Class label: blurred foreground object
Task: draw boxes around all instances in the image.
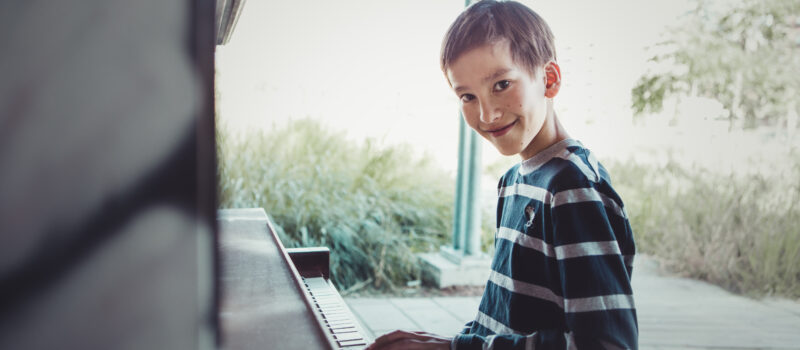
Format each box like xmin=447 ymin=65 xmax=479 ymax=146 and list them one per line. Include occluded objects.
xmin=216 ymin=0 xmax=247 ymax=45
xmin=0 ymin=0 xmax=218 ymax=349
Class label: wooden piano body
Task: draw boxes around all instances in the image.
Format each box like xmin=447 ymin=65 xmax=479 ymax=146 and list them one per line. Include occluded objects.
xmin=218 ymin=208 xmax=369 ymax=350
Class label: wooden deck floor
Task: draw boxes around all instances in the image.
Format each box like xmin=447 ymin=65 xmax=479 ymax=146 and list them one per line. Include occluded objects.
xmin=345 ymin=255 xmax=800 ymax=349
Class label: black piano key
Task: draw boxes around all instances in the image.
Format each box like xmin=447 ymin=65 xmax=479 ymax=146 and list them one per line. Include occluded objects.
xmin=315 ymin=296 xmax=340 ymax=303
xmin=311 ymin=292 xmax=336 ymax=298
xmin=320 ymin=307 xmax=345 ymax=314
xmin=325 ymin=320 xmax=352 ymax=327
xmin=320 ymin=306 xmax=342 ymax=312
xmin=312 ymin=293 xmax=336 ymax=298
xmin=323 ymin=317 xmax=351 ymax=324
xmin=321 ymin=310 xmax=347 ymax=317
xmin=305 ymin=281 xmax=330 ymax=290
xmin=313 ymin=294 xmax=338 ymax=300
xmin=328 ymin=324 xmax=354 ymax=331
xmin=316 ymin=301 xmax=341 ymax=308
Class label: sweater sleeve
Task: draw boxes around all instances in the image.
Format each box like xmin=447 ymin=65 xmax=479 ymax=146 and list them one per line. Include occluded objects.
xmin=452 ymin=330 xmax=566 ymax=349
xmin=549 ymin=185 xmax=638 ymax=349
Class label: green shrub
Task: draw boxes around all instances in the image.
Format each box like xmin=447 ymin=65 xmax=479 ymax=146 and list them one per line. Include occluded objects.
xmin=218 ymin=118 xmax=800 ymax=298
xmin=609 ymin=157 xmax=800 ymax=298
xmin=217 ymin=119 xmax=454 ymax=292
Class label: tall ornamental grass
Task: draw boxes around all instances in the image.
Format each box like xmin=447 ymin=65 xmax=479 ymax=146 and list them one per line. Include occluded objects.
xmin=609 ymin=157 xmax=800 ymax=298
xmin=218 ymin=118 xmax=799 ymax=298
xmin=217 ymin=119 xmax=454 ymax=292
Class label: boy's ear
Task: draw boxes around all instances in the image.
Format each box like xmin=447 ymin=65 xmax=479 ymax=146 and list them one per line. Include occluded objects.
xmin=543 ymin=61 xmax=561 ymax=98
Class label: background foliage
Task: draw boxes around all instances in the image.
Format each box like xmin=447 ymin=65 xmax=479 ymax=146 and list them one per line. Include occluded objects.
xmin=218 ymin=119 xmax=800 ymax=298
xmin=628 ymin=0 xmax=800 ymax=298
xmin=609 ymin=157 xmax=800 ymax=298
xmin=631 ymin=0 xmax=800 ymax=129
xmin=218 ymin=119 xmax=455 ymax=292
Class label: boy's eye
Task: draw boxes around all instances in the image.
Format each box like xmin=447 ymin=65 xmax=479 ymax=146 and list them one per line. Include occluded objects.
xmin=460 ymin=94 xmax=475 ymax=103
xmin=493 ymin=80 xmax=510 ymax=91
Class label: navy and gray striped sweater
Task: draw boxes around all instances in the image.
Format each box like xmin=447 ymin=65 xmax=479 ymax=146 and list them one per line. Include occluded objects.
xmin=453 ymin=139 xmax=638 ymax=350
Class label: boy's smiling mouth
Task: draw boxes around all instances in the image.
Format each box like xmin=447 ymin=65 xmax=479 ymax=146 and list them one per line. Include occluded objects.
xmin=485 ymin=119 xmax=517 ymax=137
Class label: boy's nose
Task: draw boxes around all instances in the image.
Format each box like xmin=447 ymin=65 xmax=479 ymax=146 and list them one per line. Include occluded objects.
xmin=480 ymin=102 xmax=502 ymax=124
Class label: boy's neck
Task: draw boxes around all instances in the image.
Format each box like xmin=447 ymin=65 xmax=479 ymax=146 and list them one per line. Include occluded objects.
xmin=519 ymin=106 xmax=570 ymax=161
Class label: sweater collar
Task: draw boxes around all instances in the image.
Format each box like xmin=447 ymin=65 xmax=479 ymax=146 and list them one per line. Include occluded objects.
xmin=518 ymin=138 xmax=582 ymax=175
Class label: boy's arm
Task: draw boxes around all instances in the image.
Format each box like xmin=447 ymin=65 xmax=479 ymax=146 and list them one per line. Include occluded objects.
xmin=452 ymin=329 xmax=567 ymax=349
xmin=550 ymin=194 xmax=638 ymax=349
xmin=453 ymin=188 xmax=638 ymax=350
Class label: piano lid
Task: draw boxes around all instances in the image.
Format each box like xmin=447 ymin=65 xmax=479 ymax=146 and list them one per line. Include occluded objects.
xmin=218 ymin=208 xmax=332 ymax=349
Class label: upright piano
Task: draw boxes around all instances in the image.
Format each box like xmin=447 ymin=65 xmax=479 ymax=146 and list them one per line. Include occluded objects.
xmin=218 ymin=208 xmax=370 ymax=350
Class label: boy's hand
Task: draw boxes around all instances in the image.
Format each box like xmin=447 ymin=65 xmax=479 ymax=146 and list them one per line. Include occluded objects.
xmin=366 ymin=330 xmax=452 ymax=350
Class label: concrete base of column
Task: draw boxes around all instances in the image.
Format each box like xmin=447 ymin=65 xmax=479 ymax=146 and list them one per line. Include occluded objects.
xmin=418 ymin=247 xmax=492 ymax=288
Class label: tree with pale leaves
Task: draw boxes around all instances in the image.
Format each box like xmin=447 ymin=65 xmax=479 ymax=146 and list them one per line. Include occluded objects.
xmin=632 ymin=0 xmax=800 ymax=130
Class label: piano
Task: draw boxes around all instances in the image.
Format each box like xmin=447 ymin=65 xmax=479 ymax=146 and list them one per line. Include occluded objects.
xmin=218 ymin=208 xmax=370 ymax=350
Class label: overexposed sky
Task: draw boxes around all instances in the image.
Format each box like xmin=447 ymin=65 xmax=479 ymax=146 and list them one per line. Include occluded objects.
xmin=216 ymin=0 xmax=734 ymax=173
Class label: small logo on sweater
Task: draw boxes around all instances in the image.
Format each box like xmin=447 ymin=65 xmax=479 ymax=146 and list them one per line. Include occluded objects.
xmin=524 ymin=205 xmax=535 ymax=228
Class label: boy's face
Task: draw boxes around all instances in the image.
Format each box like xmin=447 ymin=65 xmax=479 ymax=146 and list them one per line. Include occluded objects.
xmin=446 ymin=40 xmax=553 ymax=159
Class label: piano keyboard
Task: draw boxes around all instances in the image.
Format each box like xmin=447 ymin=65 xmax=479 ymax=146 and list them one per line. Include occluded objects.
xmin=303 ymin=277 xmax=368 ymax=349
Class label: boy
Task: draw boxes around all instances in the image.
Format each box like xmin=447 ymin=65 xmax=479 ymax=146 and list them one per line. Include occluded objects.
xmin=367 ymin=1 xmax=637 ymax=349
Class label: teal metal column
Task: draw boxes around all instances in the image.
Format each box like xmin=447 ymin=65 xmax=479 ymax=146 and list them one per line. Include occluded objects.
xmin=452 ymin=117 xmax=467 ymax=251
xmin=463 ymin=120 xmax=482 ymax=255
xmin=452 ymin=114 xmax=482 ymax=257
xmin=450 ymin=0 xmax=482 ymax=258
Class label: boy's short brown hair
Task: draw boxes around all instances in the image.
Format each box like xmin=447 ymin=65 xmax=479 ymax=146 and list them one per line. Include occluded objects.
xmin=440 ymin=0 xmax=556 ymax=77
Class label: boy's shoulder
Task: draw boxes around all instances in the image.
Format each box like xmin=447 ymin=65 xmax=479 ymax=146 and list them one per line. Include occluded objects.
xmin=500 ymin=139 xmax=608 ymax=192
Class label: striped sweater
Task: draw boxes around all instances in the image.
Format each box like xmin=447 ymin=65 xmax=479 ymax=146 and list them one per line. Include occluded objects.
xmin=452 ymin=139 xmax=638 ymax=350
